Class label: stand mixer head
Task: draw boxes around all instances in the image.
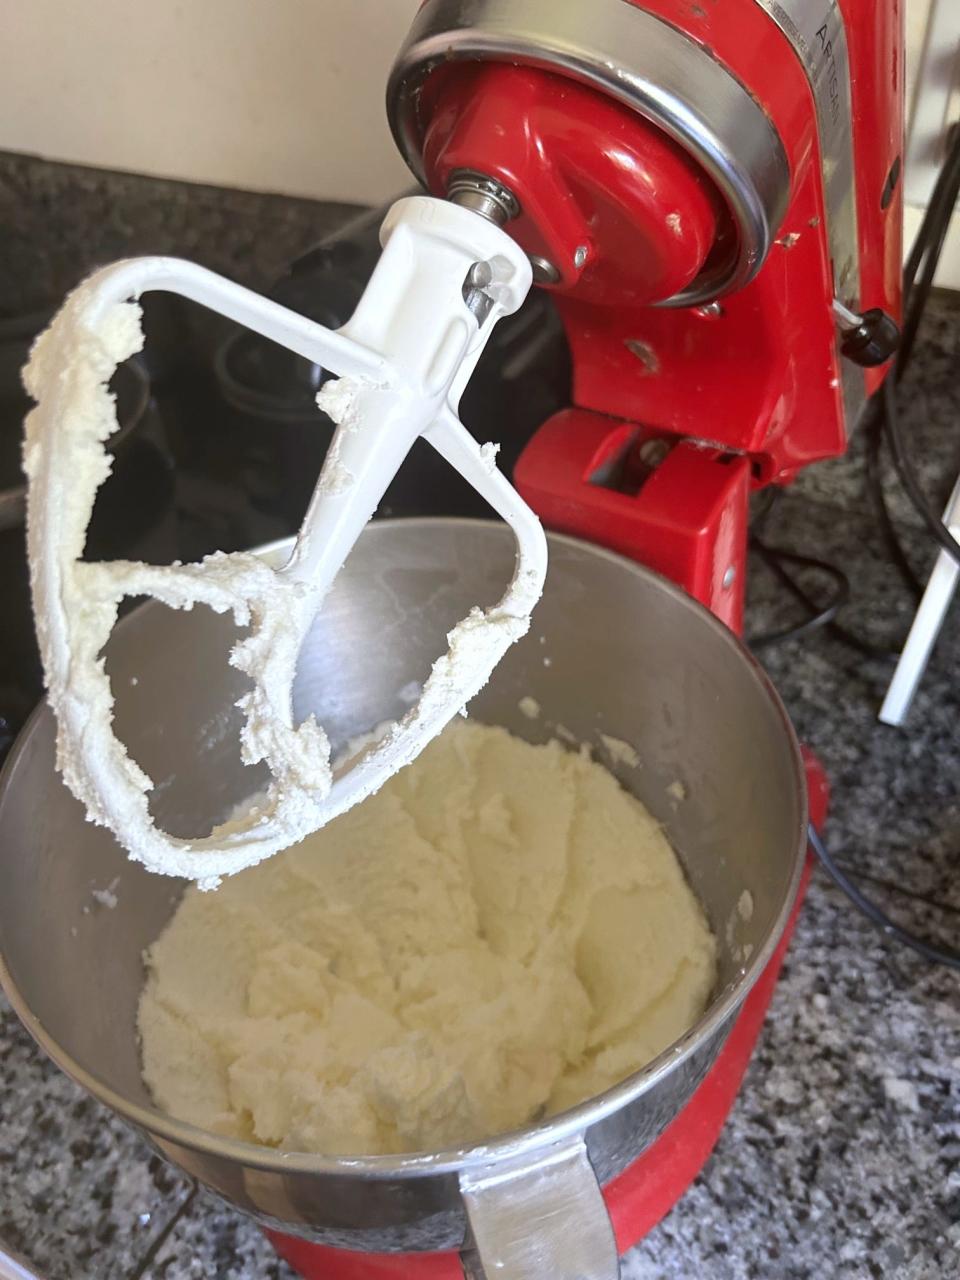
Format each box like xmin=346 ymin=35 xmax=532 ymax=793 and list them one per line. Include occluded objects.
xmin=389 ymin=0 xmax=903 ymax=629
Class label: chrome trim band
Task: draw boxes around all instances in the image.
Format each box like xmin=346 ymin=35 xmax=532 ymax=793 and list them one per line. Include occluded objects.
xmin=387 ymin=0 xmax=791 ymax=306
xmin=750 ymin=0 xmax=866 ymax=430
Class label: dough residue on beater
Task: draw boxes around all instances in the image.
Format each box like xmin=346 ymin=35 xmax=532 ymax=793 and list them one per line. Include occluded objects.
xmin=479 ymin=441 xmax=500 ymax=473
xmin=22 ymin=288 xmax=545 ymax=886
xmin=139 ymin=719 xmax=717 ymax=1155
xmin=315 ymin=378 xmax=360 ymax=494
xmin=21 ymin=282 xmax=338 ymax=885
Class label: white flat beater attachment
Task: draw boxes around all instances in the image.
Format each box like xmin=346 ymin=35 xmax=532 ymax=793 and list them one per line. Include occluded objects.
xmin=23 ymin=196 xmax=546 ymax=885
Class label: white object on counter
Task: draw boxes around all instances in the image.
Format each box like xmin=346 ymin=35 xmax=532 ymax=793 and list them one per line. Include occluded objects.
xmin=879 ymin=472 xmax=960 ymax=726
xmin=0 ymin=1240 xmax=41 ymax=1280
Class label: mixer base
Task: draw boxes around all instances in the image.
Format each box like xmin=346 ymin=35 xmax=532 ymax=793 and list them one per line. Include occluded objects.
xmin=265 ymin=752 xmax=826 ymax=1278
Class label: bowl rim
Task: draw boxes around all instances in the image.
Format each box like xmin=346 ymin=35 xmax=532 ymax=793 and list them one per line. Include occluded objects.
xmin=0 ymin=517 xmax=808 ymax=1181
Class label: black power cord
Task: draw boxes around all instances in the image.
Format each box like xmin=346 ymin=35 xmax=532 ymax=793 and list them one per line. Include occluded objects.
xmin=747 ymin=503 xmax=907 ymax=659
xmin=808 ymin=825 xmax=960 ymax=971
xmin=882 ymin=372 xmax=960 ymax=565
xmin=130 ymin=1179 xmax=199 ymax=1279
xmin=847 ymin=123 xmax=960 ymax=610
xmin=863 ymin=408 xmax=923 ymax=601
xmin=880 ymin=125 xmax=960 ymax=571
xmin=751 ymin=125 xmax=960 ymax=655
xmin=749 ymin=537 xmax=850 ymax=650
xmin=752 ymin=128 xmax=960 ymax=968
xmin=900 ymin=124 xmax=960 ymax=366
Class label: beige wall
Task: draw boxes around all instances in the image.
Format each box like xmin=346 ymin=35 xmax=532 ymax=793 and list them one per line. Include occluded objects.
xmin=0 ymin=0 xmax=418 ymax=203
xmin=906 ymin=0 xmax=933 ymax=107
xmin=0 ymin=0 xmax=955 ymax=281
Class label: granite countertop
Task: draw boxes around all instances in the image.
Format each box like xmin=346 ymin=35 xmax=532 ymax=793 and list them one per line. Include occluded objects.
xmin=0 ymin=152 xmax=958 ymax=1280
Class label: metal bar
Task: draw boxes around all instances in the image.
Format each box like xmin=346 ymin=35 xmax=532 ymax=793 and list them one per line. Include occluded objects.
xmin=0 ymin=1241 xmax=43 ymax=1280
xmin=879 ymin=470 xmax=960 ymax=725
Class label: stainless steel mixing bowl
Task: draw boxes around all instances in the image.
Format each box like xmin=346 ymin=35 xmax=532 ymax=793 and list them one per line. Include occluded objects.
xmin=0 ymin=520 xmax=806 ymax=1279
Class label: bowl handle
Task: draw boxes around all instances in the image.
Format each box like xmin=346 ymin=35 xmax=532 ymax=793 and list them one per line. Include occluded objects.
xmin=459 ymin=1137 xmax=619 ymax=1279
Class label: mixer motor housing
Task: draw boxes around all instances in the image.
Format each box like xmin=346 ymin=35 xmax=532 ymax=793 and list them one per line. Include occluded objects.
xmin=388 ymin=0 xmax=904 ymax=631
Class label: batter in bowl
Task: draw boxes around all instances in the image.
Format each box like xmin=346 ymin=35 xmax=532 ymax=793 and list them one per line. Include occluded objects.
xmin=138 ymin=720 xmax=716 ymax=1155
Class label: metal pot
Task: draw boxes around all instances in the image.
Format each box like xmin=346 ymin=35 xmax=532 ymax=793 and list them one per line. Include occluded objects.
xmin=0 ymin=520 xmax=806 ymax=1279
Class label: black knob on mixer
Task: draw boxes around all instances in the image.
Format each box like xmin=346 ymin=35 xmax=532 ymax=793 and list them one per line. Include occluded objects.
xmin=839 ymin=307 xmax=901 ymax=368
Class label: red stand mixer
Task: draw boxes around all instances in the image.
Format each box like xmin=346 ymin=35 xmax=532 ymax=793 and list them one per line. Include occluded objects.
xmin=268 ymin=0 xmax=902 ymax=1274
xmin=0 ymin=2 xmax=905 ymax=1278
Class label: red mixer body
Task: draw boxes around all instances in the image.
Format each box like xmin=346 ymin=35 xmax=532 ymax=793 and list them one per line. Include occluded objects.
xmin=415 ymin=0 xmax=904 ymax=630
xmin=270 ymin=0 xmax=901 ymax=1273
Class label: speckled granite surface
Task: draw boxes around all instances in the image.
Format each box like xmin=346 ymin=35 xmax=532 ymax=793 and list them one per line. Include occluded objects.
xmin=0 ymin=152 xmax=361 ymax=311
xmin=0 ymin=152 xmax=958 ymax=1279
